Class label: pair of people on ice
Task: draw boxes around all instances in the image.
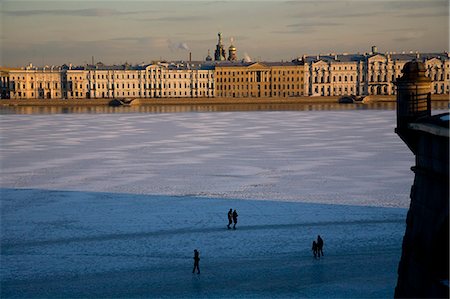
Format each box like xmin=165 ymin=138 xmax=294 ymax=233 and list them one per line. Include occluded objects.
xmin=227 ymin=209 xmax=238 ymax=229
xmin=312 ymin=235 xmax=324 ymax=258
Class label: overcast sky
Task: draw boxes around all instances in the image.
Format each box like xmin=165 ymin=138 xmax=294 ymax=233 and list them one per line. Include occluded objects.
xmin=1 ymin=0 xmax=448 ymax=66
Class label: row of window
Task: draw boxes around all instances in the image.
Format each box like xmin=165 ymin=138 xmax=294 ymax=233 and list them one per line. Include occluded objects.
xmin=12 ymin=91 xmax=59 ymax=98
xmin=15 ymin=82 xmax=58 ymax=89
xmin=216 ymin=70 xmax=302 ymax=76
xmin=313 ymin=63 xmax=445 ymax=72
xmin=71 ymin=82 xmax=215 ymax=90
xmin=68 ymin=90 xmax=214 ymax=98
xmin=11 ymin=76 xmax=59 ymax=81
xmin=218 ymin=76 xmax=303 ymax=83
xmin=220 ymin=84 xmax=302 ymax=91
xmin=217 ymin=91 xmax=304 ymax=97
xmin=314 ymin=66 xmax=355 ymax=71
xmin=314 ymin=86 xmax=356 ymax=94
xmin=312 ymin=83 xmax=449 ymax=95
xmin=71 ymin=72 xmax=214 ymax=80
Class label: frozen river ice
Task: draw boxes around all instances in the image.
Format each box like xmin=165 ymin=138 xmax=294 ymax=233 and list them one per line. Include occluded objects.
xmin=1 ymin=110 xmax=415 ymax=207
xmin=0 ymin=109 xmax=428 ymax=298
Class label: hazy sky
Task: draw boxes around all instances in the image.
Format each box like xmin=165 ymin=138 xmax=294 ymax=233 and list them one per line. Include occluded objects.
xmin=1 ymin=0 xmax=448 ymax=66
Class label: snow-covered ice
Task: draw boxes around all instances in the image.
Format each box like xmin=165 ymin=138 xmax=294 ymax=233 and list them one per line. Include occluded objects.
xmin=0 ymin=109 xmax=426 ymax=298
xmin=1 ymin=110 xmax=414 ymax=207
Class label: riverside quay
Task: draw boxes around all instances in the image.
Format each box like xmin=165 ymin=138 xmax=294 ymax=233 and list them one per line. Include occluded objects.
xmin=1 ymin=48 xmax=449 ymax=100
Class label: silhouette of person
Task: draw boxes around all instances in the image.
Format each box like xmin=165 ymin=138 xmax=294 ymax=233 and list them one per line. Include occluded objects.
xmin=312 ymin=240 xmax=318 ymax=258
xmin=232 ymin=209 xmax=238 ymax=229
xmin=227 ymin=208 xmax=233 ymax=229
xmin=317 ymin=235 xmax=324 ymax=257
xmin=192 ymin=249 xmax=200 ymax=274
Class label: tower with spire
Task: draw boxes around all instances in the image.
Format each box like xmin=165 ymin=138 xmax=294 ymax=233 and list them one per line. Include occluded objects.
xmin=214 ymin=32 xmax=226 ymax=61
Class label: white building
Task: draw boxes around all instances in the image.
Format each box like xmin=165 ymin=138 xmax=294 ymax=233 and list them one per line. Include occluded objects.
xmin=303 ymin=50 xmax=449 ymax=96
xmin=64 ymin=62 xmax=214 ymax=99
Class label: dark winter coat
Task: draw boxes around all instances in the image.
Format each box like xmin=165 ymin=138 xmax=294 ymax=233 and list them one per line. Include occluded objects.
xmin=228 ymin=210 xmax=233 ymax=222
xmin=317 ymin=236 xmax=323 ymax=249
xmin=312 ymin=241 xmax=318 ymax=251
xmin=193 ymin=251 xmax=200 ymax=262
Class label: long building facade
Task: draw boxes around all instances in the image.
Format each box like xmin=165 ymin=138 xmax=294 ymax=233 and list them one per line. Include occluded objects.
xmin=302 ymin=50 xmax=449 ymax=97
xmin=5 ymin=62 xmax=215 ymax=100
xmin=1 ymin=49 xmax=448 ymax=100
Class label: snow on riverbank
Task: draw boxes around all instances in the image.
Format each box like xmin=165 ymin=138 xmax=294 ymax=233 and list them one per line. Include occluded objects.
xmin=0 ymin=110 xmax=415 ymax=297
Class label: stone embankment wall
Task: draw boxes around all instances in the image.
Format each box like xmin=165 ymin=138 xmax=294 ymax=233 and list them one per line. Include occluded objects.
xmin=394 ymin=61 xmax=449 ymax=298
xmin=0 ymin=94 xmax=448 ymax=107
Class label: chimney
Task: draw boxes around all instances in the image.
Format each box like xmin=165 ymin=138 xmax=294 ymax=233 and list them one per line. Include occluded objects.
xmin=189 ymin=52 xmax=192 ymax=62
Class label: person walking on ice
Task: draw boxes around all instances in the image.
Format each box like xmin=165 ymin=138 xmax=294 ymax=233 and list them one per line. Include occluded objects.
xmin=317 ymin=235 xmax=324 ymax=257
xmin=232 ymin=209 xmax=238 ymax=229
xmin=192 ymin=249 xmax=200 ymax=274
xmin=227 ymin=208 xmax=233 ymax=229
xmin=312 ymin=240 xmax=318 ymax=258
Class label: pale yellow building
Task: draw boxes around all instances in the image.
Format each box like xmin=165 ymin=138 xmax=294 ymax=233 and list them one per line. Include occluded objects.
xmin=9 ymin=65 xmax=62 ymax=99
xmin=215 ymin=62 xmax=304 ymax=98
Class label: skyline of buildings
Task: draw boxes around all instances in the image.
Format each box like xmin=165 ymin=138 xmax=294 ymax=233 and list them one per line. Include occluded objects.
xmin=1 ymin=45 xmax=448 ymax=100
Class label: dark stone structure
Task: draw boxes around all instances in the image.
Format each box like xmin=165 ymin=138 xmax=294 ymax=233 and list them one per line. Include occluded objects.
xmin=394 ymin=61 xmax=449 ymax=298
